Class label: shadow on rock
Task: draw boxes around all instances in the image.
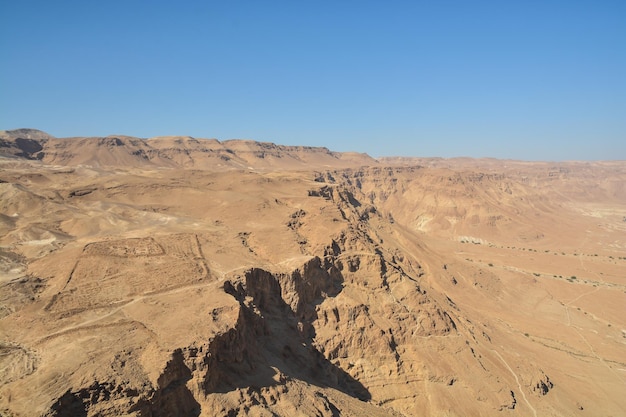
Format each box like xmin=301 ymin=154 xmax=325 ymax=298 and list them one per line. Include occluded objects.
xmin=216 ymin=257 xmax=371 ymax=401
xmin=46 ymin=350 xmax=201 ymax=417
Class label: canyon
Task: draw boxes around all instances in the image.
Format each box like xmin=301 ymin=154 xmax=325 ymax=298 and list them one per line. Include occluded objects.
xmin=1 ymin=129 xmax=625 ymax=416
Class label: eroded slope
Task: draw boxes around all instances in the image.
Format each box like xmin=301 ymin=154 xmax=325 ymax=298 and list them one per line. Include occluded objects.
xmin=1 ymin=153 xmax=625 ymax=417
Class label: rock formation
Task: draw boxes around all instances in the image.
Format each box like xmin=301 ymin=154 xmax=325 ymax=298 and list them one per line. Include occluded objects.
xmin=1 ymin=130 xmax=625 ymax=416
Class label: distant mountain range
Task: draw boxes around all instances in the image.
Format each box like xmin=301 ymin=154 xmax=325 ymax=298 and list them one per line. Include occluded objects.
xmin=0 ymin=128 xmax=375 ymax=170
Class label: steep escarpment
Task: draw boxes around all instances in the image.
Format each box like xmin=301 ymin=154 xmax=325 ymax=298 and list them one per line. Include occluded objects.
xmin=300 ymin=177 xmax=530 ymax=415
xmin=321 ymin=164 xmax=626 ymax=250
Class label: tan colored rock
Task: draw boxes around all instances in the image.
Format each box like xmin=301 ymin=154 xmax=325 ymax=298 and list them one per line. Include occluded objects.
xmin=0 ymin=132 xmax=625 ymax=416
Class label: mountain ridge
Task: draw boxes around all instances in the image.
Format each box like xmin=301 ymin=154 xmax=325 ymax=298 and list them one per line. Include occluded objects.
xmin=0 ymin=128 xmax=376 ymax=170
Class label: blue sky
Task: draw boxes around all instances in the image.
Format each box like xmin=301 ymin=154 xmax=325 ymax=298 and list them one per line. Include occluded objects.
xmin=1 ymin=1 xmax=625 ymax=160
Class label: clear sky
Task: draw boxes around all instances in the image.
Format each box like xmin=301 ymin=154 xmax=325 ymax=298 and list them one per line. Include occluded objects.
xmin=1 ymin=1 xmax=625 ymax=160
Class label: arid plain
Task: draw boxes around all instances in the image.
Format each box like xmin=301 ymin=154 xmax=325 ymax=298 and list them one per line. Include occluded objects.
xmin=1 ymin=129 xmax=625 ymax=417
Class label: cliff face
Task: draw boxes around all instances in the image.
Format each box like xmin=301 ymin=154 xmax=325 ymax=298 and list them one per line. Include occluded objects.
xmin=1 ymin=134 xmax=625 ymax=416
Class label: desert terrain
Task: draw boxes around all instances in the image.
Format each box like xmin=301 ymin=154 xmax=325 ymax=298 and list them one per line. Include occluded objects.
xmin=1 ymin=129 xmax=625 ymax=417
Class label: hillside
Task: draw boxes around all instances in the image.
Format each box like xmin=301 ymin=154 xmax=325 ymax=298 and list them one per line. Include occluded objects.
xmin=0 ymin=129 xmax=375 ymax=170
xmin=1 ymin=130 xmax=625 ymax=417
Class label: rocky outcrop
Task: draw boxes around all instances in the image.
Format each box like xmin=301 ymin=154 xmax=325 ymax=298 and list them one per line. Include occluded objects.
xmin=45 ymin=353 xmax=200 ymax=417
xmin=0 ymin=129 xmax=53 ymax=160
xmin=41 ymin=255 xmax=372 ymax=416
xmin=531 ymin=371 xmax=554 ymax=396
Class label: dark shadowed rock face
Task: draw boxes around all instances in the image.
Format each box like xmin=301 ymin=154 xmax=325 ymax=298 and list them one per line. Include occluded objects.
xmin=0 ymin=128 xmax=55 ymax=140
xmin=0 ymin=129 xmax=53 ymax=160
